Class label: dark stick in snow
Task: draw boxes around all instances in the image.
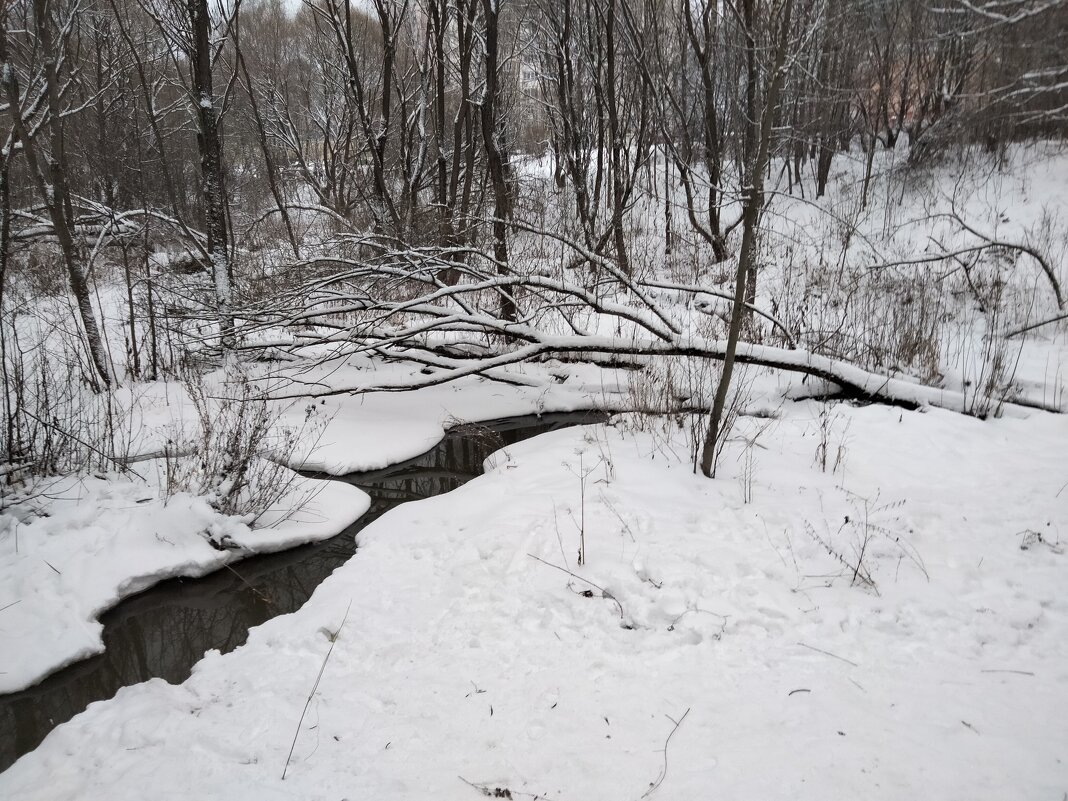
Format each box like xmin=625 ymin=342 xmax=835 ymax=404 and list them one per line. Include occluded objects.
xmin=642 ymin=707 xmax=691 ymax=798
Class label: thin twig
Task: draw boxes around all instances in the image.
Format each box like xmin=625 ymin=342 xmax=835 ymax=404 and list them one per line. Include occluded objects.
xmin=17 ymin=407 xmax=146 ymax=480
xmin=222 ymin=562 xmax=274 ymax=607
xmin=980 ymin=669 xmax=1034 ymax=676
xmin=598 ymin=491 xmax=637 ymax=543
xmin=666 ymin=608 xmax=728 ymax=637
xmin=1004 ymin=311 xmax=1068 ymax=338
xmin=642 ymin=707 xmax=691 ymax=798
xmin=458 ymin=775 xmax=543 ymax=799
xmin=282 ymin=601 xmax=352 ymax=780
xmin=797 ymin=642 xmax=859 ymax=667
xmin=527 ymin=553 xmax=624 ymax=619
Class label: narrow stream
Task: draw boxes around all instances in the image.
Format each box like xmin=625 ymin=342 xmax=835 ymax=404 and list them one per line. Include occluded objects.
xmin=0 ymin=412 xmax=604 ymax=772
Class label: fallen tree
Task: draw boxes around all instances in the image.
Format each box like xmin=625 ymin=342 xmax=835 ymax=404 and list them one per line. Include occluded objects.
xmin=239 ymin=240 xmax=1061 ymax=418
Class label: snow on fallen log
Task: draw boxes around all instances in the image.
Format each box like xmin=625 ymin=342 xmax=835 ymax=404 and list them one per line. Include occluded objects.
xmin=265 ymin=333 xmax=1062 ymax=417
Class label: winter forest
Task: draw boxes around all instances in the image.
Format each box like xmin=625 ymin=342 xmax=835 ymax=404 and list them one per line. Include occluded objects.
xmin=0 ymin=0 xmax=1066 ymax=795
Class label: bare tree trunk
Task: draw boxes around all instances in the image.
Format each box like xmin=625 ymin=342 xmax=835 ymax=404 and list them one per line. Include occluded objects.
xmin=605 ymin=0 xmax=630 ymax=275
xmin=684 ymin=0 xmax=728 ymax=261
xmin=0 ymin=130 xmax=16 ymax=462
xmin=2 ymin=3 xmax=112 ymax=388
xmin=815 ymin=139 xmax=834 ymax=197
xmin=479 ymin=0 xmax=516 ymax=322
xmin=544 ymin=0 xmax=597 ymax=251
xmin=700 ymin=0 xmax=793 ymax=478
xmin=450 ymin=0 xmax=478 ymax=241
xmin=189 ymin=0 xmax=235 ymax=352
xmin=861 ymin=130 xmax=876 ymax=208
xmin=430 ymin=0 xmax=449 ymax=253
xmin=663 ymin=149 xmax=672 ymax=255
xmin=327 ymin=0 xmax=403 ymax=234
xmin=108 ymin=0 xmax=203 ymax=252
xmin=120 ymin=243 xmax=140 ymax=378
xmin=236 ymin=46 xmax=300 ymax=260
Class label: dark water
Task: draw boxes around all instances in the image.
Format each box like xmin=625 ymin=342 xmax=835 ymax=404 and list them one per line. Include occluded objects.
xmin=0 ymin=412 xmax=603 ymax=772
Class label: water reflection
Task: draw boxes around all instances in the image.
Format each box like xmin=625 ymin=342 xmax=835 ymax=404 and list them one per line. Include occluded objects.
xmin=0 ymin=412 xmax=603 ymax=772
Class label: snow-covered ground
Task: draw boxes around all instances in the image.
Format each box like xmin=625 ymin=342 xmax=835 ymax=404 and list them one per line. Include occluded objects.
xmin=0 ymin=359 xmax=631 ymax=693
xmin=266 ymin=355 xmax=633 ymax=475
xmin=1 ymin=398 xmax=1064 ymax=799
xmin=2 ymin=142 xmax=1067 ymax=795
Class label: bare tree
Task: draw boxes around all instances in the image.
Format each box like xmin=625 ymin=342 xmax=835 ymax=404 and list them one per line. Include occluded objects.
xmin=135 ymin=0 xmax=240 ymax=352
xmin=699 ymin=0 xmax=796 ymax=477
xmin=1 ymin=0 xmax=113 ymax=386
xmin=479 ymin=0 xmax=517 ymax=320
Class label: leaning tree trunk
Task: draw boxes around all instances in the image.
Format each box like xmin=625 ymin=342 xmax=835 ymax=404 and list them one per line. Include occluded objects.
xmin=700 ymin=0 xmax=792 ymax=478
xmin=237 ymin=48 xmax=299 ymax=261
xmin=2 ymin=4 xmax=112 ymax=388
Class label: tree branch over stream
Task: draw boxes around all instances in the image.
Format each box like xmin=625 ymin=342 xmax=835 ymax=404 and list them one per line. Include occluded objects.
xmin=238 ymin=240 xmax=1061 ymax=416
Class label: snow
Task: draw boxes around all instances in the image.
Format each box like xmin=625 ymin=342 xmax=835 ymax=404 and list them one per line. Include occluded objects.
xmin=0 ymin=461 xmax=368 ymax=694
xmin=3 ymin=141 xmax=1068 ymax=795
xmin=267 ymin=355 xmax=633 ymax=474
xmin=2 ymin=400 xmax=1065 ymax=799
xmin=0 ymin=356 xmax=631 ymax=693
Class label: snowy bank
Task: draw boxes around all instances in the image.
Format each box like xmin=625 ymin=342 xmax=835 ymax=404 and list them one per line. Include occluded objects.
xmin=0 ymin=462 xmax=367 ymax=694
xmin=269 ymin=356 xmax=634 ymax=474
xmin=2 ymin=401 xmax=1065 ymax=799
xmin=0 ymin=359 xmax=632 ymax=694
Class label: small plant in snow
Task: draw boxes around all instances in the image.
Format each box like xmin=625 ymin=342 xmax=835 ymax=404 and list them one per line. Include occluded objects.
xmin=960 ymin=294 xmax=1023 ymax=418
xmin=164 ymin=371 xmax=324 ymax=525
xmin=563 ymin=448 xmax=606 ymax=566
xmin=803 ymin=517 xmax=878 ymax=593
xmin=813 ymin=402 xmax=850 ymax=475
xmin=803 ymin=492 xmax=928 ymax=593
xmin=739 ymin=440 xmax=756 ymax=504
xmin=1018 ymin=528 xmax=1063 ymax=554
